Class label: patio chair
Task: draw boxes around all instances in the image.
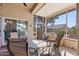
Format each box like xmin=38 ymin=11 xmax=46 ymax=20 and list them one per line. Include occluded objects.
xmin=51 ymin=33 xmax=64 ymax=56
xmin=40 ymin=33 xmax=64 ymax=56
xmin=7 ymin=38 xmax=28 ymax=56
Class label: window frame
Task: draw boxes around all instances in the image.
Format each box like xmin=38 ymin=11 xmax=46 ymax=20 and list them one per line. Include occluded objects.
xmin=46 ymin=8 xmax=77 ymax=39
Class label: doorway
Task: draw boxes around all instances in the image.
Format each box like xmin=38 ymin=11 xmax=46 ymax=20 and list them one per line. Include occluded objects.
xmin=4 ymin=18 xmax=28 ymax=45
xmin=34 ymin=16 xmax=45 ymax=40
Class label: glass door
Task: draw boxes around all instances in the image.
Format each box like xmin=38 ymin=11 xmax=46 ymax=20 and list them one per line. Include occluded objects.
xmin=4 ymin=19 xmax=17 ymax=41
xmin=17 ymin=20 xmax=28 ymax=38
xmin=34 ymin=16 xmax=45 ymax=40
xmin=4 ymin=19 xmax=28 ymax=39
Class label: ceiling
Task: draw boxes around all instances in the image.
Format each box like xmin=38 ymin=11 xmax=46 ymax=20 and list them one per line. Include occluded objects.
xmin=35 ymin=3 xmax=76 ymax=17
xmin=23 ymin=3 xmax=38 ymax=12
xmin=24 ymin=3 xmax=34 ymax=11
xmin=4 ymin=3 xmax=35 ymax=11
xmin=15 ymin=3 xmax=38 ymax=12
xmin=5 ymin=3 xmax=75 ymax=17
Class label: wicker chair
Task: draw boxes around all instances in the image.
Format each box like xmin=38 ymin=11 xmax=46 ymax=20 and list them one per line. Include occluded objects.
xmin=7 ymin=38 xmax=28 ymax=56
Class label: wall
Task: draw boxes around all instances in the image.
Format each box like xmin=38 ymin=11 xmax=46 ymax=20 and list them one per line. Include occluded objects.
xmin=0 ymin=3 xmax=34 ymax=46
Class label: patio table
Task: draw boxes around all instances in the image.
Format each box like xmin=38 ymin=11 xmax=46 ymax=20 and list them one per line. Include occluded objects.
xmin=28 ymin=40 xmax=48 ymax=55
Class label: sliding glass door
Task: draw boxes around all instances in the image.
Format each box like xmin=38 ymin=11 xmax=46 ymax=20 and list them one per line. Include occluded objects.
xmin=4 ymin=18 xmax=28 ymax=40
xmin=4 ymin=19 xmax=17 ymax=41
xmin=17 ymin=20 xmax=28 ymax=38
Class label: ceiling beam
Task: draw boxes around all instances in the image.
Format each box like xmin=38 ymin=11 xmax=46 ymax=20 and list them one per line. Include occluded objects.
xmin=30 ymin=3 xmax=38 ymax=13
xmin=34 ymin=3 xmax=46 ymax=16
xmin=32 ymin=3 xmax=46 ymax=16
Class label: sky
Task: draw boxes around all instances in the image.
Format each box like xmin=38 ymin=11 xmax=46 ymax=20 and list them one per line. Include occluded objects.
xmin=47 ymin=10 xmax=76 ymax=28
xmin=54 ymin=10 xmax=76 ymax=28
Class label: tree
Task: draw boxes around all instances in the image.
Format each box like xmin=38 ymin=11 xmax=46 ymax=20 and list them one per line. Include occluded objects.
xmin=71 ymin=26 xmax=77 ymax=34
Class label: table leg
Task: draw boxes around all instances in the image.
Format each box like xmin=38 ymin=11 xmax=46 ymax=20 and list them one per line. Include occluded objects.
xmin=35 ymin=49 xmax=38 ymax=56
xmin=48 ymin=43 xmax=52 ymax=55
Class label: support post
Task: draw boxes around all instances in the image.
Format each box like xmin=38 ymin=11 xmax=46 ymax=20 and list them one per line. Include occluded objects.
xmin=77 ymin=3 xmax=79 ymax=55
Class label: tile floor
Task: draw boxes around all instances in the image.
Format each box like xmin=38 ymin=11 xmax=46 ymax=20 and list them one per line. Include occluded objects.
xmin=0 ymin=46 xmax=78 ymax=56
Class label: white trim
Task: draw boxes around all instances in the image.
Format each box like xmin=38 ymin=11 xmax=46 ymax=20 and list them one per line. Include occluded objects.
xmin=3 ymin=17 xmax=28 ymax=21
xmin=0 ymin=16 xmax=28 ymax=21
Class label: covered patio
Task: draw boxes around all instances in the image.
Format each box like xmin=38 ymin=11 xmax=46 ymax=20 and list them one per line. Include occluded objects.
xmin=0 ymin=3 xmax=79 ymax=56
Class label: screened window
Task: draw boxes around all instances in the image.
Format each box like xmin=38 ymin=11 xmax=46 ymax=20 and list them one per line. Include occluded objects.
xmin=47 ymin=9 xmax=77 ymax=39
xmin=67 ymin=10 xmax=77 ymax=39
xmin=53 ymin=13 xmax=66 ymax=34
xmin=47 ymin=14 xmax=66 ymax=34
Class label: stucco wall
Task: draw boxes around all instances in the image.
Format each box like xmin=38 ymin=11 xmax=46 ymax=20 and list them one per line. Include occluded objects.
xmin=0 ymin=4 xmax=34 ymax=46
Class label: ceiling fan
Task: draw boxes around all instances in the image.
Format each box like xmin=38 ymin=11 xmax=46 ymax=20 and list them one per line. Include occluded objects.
xmin=23 ymin=3 xmax=27 ymax=7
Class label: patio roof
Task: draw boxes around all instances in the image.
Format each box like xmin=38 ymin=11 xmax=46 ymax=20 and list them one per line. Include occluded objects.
xmin=33 ymin=3 xmax=76 ymax=18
